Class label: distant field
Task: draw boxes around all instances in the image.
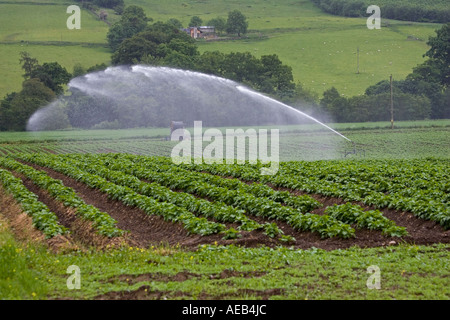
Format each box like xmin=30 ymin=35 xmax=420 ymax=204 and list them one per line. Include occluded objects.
xmin=1 ymin=120 xmax=449 ymax=160
xmin=0 ymin=43 xmax=111 ymax=99
xmin=0 ymin=1 xmax=111 ymax=98
xmin=127 ymin=0 xmax=441 ymax=96
xmin=0 ymin=3 xmax=108 ymax=43
xmin=0 ymin=0 xmax=443 ymax=99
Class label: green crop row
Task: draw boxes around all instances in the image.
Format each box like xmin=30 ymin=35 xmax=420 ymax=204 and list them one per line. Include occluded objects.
xmin=0 ymin=157 xmax=123 ymax=238
xmin=325 ymin=203 xmax=408 ymax=237
xmin=61 ymin=154 xmax=355 ymax=239
xmin=110 ymin=154 xmax=322 ymax=213
xmin=172 ymin=158 xmax=450 ymax=229
xmin=39 ymin=154 xmax=266 ymax=235
xmin=15 ymin=154 xmax=226 ymax=237
xmin=0 ymin=166 xmax=67 ymax=239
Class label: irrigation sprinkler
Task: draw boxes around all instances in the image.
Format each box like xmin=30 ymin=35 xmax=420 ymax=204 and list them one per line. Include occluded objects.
xmin=343 ymin=141 xmax=366 ymax=158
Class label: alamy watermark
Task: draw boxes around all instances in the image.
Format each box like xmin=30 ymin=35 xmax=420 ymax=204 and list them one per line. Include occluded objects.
xmin=66 ymin=265 xmax=81 ymax=290
xmin=367 ymin=5 xmax=381 ymax=30
xmin=67 ymin=5 xmax=81 ymax=30
xmin=171 ymin=121 xmax=279 ymax=175
xmin=366 ymin=265 xmax=381 ymax=290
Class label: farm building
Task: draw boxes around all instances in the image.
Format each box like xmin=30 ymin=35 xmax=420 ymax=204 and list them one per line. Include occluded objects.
xmin=182 ymin=26 xmax=216 ymax=39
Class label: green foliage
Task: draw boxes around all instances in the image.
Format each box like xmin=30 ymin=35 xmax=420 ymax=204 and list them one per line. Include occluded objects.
xmin=166 ymin=18 xmax=183 ymax=29
xmin=424 ymin=23 xmax=450 ymax=86
xmin=66 ymin=89 xmax=118 ymax=129
xmin=111 ymin=21 xmax=197 ymax=66
xmin=263 ymin=222 xmax=284 ymax=238
xmin=189 ymin=16 xmax=203 ymax=27
xmin=19 ymin=53 xmax=71 ymax=94
xmin=321 ymin=86 xmax=432 ymax=122
xmin=0 ymin=166 xmax=66 ymax=238
xmin=86 ymin=63 xmax=109 ymax=73
xmin=362 ymin=24 xmax=450 ymax=120
xmin=19 ymin=153 xmax=227 ymax=237
xmin=30 ymin=62 xmax=71 ymax=95
xmin=226 ymin=10 xmax=248 ymax=37
xmin=0 ymin=52 xmax=72 ymax=131
xmin=222 ymin=227 xmax=241 ymax=240
xmin=72 ymin=63 xmax=86 ymax=78
xmin=0 ymin=79 xmax=55 ymax=131
xmin=0 ymin=236 xmax=48 ymax=300
xmin=0 ymin=157 xmax=123 ymax=238
xmin=279 ymin=234 xmax=296 ymax=243
xmin=325 ymin=203 xmax=408 ymax=237
xmin=311 ymin=0 xmax=450 ymax=23
xmin=19 ymin=51 xmax=39 ymax=80
xmin=107 ymin=5 xmax=151 ymax=51
xmin=207 ymin=17 xmax=227 ymax=35
xmin=80 ymin=154 xmax=351 ymax=239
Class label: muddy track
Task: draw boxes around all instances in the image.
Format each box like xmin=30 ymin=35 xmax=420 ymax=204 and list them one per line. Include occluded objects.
xmin=14 ymin=161 xmax=450 ymax=250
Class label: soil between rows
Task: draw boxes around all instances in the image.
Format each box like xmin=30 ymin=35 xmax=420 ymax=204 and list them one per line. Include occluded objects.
xmin=17 ymin=161 xmax=450 ymax=250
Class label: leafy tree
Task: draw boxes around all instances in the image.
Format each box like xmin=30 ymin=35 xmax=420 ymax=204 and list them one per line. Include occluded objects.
xmin=189 ymin=16 xmax=203 ymax=27
xmin=292 ymin=82 xmax=319 ymax=106
xmin=166 ymin=18 xmax=183 ymax=29
xmin=112 ymin=35 xmax=158 ymax=65
xmin=30 ymin=62 xmax=71 ymax=95
xmin=226 ymin=10 xmax=248 ymax=37
xmin=320 ymin=87 xmax=349 ymax=122
xmin=19 ymin=51 xmax=39 ymax=79
xmin=196 ymin=51 xmax=226 ymax=75
xmin=87 ymin=63 xmax=108 ymax=73
xmin=107 ymin=5 xmax=151 ymax=51
xmin=0 ymin=92 xmax=18 ymax=131
xmin=0 ymin=79 xmax=55 ymax=131
xmin=207 ymin=17 xmax=226 ymax=35
xmin=72 ymin=63 xmax=86 ymax=78
xmin=93 ymin=0 xmax=124 ymax=9
xmin=18 ymin=52 xmax=71 ymax=95
xmin=112 ymin=22 xmax=197 ymax=66
xmin=259 ymin=54 xmax=295 ymax=95
xmin=221 ymin=52 xmax=261 ymax=84
xmin=424 ymin=23 xmax=450 ymax=86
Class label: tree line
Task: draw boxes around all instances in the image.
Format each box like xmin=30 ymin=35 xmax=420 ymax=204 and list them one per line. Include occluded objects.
xmin=0 ymin=4 xmax=448 ymax=131
xmin=310 ymin=0 xmax=450 ymax=23
xmin=320 ymin=23 xmax=449 ymax=122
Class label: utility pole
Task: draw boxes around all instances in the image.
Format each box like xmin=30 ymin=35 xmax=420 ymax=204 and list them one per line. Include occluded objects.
xmin=356 ymin=47 xmax=360 ymax=74
xmin=390 ymin=74 xmax=394 ymax=129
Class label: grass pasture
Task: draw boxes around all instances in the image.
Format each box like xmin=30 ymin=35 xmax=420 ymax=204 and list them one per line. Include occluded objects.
xmin=128 ymin=0 xmax=442 ymax=96
xmin=0 ymin=0 xmax=443 ymax=98
xmin=0 ymin=0 xmax=111 ymax=98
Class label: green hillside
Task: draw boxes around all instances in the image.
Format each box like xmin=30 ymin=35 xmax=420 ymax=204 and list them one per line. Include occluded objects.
xmin=0 ymin=0 xmax=442 ymax=98
xmin=0 ymin=1 xmax=112 ymax=98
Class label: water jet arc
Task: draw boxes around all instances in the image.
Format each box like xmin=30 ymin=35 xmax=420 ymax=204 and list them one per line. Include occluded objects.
xmin=236 ymin=85 xmax=352 ymax=142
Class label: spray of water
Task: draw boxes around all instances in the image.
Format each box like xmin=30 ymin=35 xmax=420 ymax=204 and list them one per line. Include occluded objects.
xmin=236 ymin=85 xmax=352 ymax=142
xmin=28 ymin=65 xmax=348 ymax=135
xmin=26 ymin=65 xmax=352 ymax=160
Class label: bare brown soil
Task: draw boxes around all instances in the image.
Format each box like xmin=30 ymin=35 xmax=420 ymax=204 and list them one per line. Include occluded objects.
xmin=9 ymin=162 xmax=450 ymax=251
xmin=104 ymin=269 xmax=267 ymax=287
xmin=95 ymin=285 xmax=284 ymax=300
